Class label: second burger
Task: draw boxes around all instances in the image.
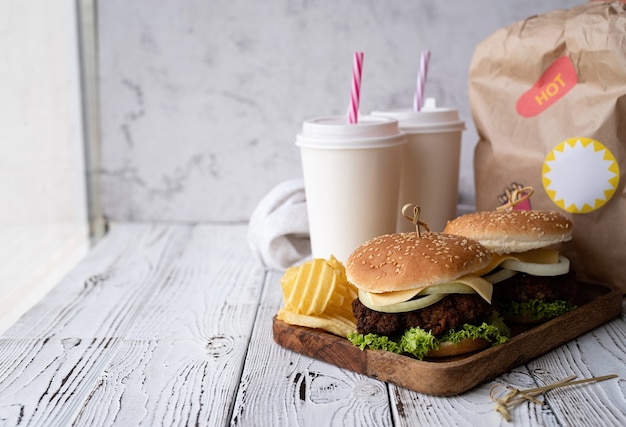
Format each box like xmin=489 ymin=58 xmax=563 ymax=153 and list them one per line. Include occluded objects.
xmin=443 ymin=209 xmax=576 ymax=324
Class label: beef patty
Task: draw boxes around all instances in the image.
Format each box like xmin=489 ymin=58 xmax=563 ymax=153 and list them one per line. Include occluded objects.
xmin=492 ymin=270 xmax=577 ymax=304
xmin=352 ymin=293 xmax=494 ymax=337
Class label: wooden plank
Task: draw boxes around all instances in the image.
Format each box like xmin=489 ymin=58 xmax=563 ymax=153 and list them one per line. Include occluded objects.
xmin=1 ymin=223 xmax=623 ymax=426
xmin=231 ymin=269 xmax=394 ymax=426
xmin=0 ymin=223 xmax=265 ymax=426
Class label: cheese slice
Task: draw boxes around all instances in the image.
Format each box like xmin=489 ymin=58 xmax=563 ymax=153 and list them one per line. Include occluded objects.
xmin=365 ymin=274 xmax=493 ymax=308
xmin=367 ymin=288 xmax=424 ymax=306
xmin=473 ymin=248 xmax=559 ymax=276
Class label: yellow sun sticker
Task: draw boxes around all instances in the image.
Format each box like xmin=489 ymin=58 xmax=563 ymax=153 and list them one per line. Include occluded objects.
xmin=542 ymin=138 xmax=619 ymax=214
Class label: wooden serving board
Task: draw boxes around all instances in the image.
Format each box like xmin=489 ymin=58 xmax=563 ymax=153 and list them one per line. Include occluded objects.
xmin=272 ymin=281 xmax=623 ymax=396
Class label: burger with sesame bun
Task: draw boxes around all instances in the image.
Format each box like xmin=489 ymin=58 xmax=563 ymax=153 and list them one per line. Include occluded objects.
xmin=443 ymin=209 xmax=576 ymax=324
xmin=346 ymin=231 xmax=509 ymax=360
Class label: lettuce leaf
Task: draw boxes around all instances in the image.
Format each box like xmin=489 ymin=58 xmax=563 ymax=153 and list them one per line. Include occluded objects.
xmin=399 ymin=327 xmax=438 ymax=359
xmin=440 ymin=313 xmax=510 ymax=345
xmin=347 ymin=314 xmax=510 ymax=360
xmin=348 ymin=332 xmax=403 ymax=354
xmin=497 ymin=299 xmax=576 ymax=321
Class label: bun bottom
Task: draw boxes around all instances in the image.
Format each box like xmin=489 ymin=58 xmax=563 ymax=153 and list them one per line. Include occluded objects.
xmin=426 ymin=338 xmax=490 ymax=358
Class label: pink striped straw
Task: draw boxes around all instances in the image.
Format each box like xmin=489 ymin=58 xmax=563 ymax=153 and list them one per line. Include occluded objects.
xmin=413 ymin=50 xmax=431 ymax=112
xmin=348 ymin=51 xmax=364 ymax=124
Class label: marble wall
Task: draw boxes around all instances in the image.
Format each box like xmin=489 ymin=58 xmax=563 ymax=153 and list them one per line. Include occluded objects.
xmin=97 ymin=0 xmax=581 ymax=223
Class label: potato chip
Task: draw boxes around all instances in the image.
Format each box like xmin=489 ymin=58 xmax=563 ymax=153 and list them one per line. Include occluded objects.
xmin=278 ymin=256 xmax=357 ymax=337
xmin=277 ymin=309 xmax=356 ymax=338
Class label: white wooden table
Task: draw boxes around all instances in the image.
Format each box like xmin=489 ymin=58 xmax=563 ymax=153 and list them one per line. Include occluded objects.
xmin=0 ymin=223 xmax=624 ymax=426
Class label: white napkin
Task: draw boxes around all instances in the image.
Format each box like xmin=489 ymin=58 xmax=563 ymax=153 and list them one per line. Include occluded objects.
xmin=247 ymin=179 xmax=311 ymax=270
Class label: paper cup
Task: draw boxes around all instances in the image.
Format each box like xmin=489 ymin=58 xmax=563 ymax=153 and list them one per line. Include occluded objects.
xmin=373 ymin=98 xmax=465 ymax=232
xmin=296 ymin=115 xmax=406 ymax=262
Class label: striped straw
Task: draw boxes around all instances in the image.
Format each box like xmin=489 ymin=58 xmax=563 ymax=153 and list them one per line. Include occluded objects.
xmin=413 ymin=50 xmax=431 ymax=112
xmin=348 ymin=51 xmax=364 ymax=124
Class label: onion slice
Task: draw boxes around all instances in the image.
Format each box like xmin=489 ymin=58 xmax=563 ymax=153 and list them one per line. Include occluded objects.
xmin=500 ymin=255 xmax=570 ymax=277
xmin=358 ymin=289 xmax=446 ymax=313
xmin=483 ymin=268 xmax=517 ymax=284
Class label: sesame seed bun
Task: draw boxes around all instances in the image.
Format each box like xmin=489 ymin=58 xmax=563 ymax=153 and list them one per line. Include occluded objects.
xmin=426 ymin=337 xmax=490 ymax=358
xmin=345 ymin=232 xmax=491 ymax=293
xmin=443 ymin=210 xmax=573 ymax=255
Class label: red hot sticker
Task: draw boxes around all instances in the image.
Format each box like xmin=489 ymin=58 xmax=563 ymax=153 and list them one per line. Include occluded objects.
xmin=516 ymin=56 xmax=578 ymax=118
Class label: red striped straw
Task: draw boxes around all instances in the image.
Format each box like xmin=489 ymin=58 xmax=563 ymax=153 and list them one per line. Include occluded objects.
xmin=413 ymin=50 xmax=431 ymax=112
xmin=348 ymin=51 xmax=364 ymax=124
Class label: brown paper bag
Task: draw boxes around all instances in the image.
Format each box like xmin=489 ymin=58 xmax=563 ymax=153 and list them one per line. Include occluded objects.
xmin=469 ymin=2 xmax=626 ymax=292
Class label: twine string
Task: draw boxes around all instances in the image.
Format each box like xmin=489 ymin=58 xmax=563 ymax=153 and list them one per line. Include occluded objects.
xmin=401 ymin=203 xmax=430 ymax=237
xmin=497 ymin=184 xmax=534 ymax=211
xmin=489 ymin=374 xmax=618 ymax=422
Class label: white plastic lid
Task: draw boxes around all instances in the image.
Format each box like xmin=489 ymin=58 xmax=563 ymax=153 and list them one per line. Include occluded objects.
xmin=371 ymin=98 xmax=465 ymax=134
xmin=296 ymin=115 xmax=406 ymax=149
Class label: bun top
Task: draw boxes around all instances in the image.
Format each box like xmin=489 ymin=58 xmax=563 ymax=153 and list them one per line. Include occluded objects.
xmin=443 ymin=210 xmax=573 ymax=255
xmin=345 ymin=232 xmax=491 ymax=293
